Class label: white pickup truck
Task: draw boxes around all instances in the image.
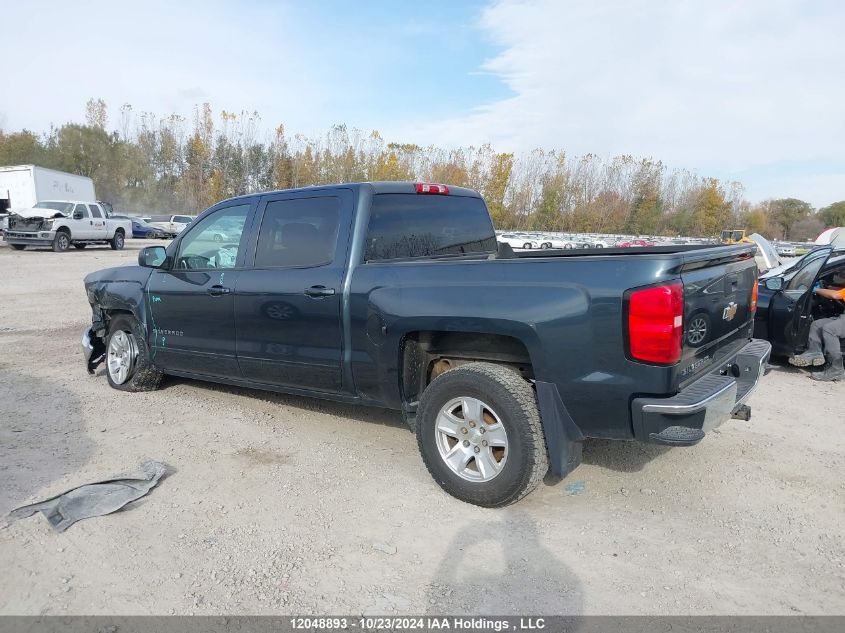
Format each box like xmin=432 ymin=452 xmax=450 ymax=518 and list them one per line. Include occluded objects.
xmin=3 ymin=200 xmax=132 ymax=252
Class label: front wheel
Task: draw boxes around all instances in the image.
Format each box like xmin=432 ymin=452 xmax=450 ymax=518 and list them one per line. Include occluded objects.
xmin=10 ymin=244 xmax=26 ymax=251
xmin=416 ymin=362 xmax=549 ymax=507
xmin=105 ymin=315 xmax=163 ymax=391
xmin=522 ymin=242 xmax=533 ymax=249
xmin=52 ymin=231 xmax=71 ymax=252
xmin=110 ymin=230 xmax=125 ymax=250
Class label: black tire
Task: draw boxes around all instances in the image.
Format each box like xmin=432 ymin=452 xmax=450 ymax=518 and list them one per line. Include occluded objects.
xmin=105 ymin=315 xmax=163 ymax=392
xmin=145 ymin=231 xmax=155 ymax=239
xmin=213 ymin=233 xmax=223 ymax=243
xmin=52 ymin=231 xmax=70 ymax=252
xmin=522 ymin=242 xmax=533 ymax=249
xmin=416 ymin=362 xmax=549 ymax=507
xmin=541 ymin=242 xmax=551 ymax=249
xmin=74 ymin=243 xmax=87 ymax=250
xmin=10 ymin=244 xmax=26 ymax=251
xmin=110 ymin=230 xmax=125 ymax=250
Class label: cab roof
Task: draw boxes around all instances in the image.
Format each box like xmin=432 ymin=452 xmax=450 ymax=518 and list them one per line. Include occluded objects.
xmin=221 ymin=181 xmax=482 ymax=205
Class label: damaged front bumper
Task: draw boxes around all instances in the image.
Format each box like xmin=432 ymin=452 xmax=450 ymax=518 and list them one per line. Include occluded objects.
xmin=81 ymin=327 xmax=106 ymax=374
xmin=3 ymin=230 xmax=57 ymax=245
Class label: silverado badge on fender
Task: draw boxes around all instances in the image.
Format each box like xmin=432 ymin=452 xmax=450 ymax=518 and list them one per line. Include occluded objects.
xmin=722 ymin=301 xmax=738 ymax=321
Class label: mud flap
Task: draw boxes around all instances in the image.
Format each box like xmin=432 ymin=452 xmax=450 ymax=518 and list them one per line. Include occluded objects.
xmin=535 ymin=381 xmax=584 ymax=477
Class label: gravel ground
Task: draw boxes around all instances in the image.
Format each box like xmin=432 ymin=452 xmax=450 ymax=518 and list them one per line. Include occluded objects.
xmin=0 ymin=240 xmax=843 ymax=615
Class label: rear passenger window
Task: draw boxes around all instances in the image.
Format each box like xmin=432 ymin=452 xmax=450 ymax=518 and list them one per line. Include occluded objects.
xmin=89 ymin=204 xmax=102 ymax=218
xmin=364 ymin=194 xmax=497 ymax=261
xmin=254 ymin=197 xmax=341 ymax=268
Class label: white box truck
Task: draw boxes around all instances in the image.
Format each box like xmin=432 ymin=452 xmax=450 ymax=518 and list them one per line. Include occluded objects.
xmin=0 ymin=165 xmax=96 ymax=212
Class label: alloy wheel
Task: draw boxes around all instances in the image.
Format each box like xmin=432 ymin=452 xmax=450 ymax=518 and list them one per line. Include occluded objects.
xmin=434 ymin=396 xmax=509 ymax=482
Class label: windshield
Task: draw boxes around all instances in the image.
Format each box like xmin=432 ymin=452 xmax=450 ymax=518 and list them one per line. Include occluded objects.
xmin=33 ymin=201 xmax=74 ymax=214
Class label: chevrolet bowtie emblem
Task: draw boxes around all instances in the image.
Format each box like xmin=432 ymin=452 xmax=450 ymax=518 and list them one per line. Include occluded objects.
xmin=722 ymin=301 xmax=738 ymax=321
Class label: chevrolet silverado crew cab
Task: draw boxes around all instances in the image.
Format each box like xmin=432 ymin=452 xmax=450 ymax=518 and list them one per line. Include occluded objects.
xmin=80 ymin=182 xmax=771 ymax=506
xmin=4 ymin=200 xmax=131 ymax=252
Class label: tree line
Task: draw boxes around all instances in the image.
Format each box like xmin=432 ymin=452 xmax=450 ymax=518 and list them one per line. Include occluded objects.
xmin=1 ymin=98 xmax=843 ymax=239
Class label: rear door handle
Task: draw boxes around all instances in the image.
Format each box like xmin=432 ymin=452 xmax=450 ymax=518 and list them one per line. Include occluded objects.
xmin=207 ymin=285 xmax=231 ymax=296
xmin=304 ymin=285 xmax=336 ymax=297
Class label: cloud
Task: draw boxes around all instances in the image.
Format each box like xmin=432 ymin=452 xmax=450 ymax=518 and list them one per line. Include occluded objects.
xmin=415 ymin=0 xmax=845 ymax=204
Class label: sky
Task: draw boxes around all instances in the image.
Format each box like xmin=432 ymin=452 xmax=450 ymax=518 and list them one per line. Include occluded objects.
xmin=1 ymin=0 xmax=843 ymax=207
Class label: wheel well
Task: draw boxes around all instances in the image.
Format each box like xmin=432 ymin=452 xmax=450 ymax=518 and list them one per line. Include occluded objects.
xmin=114 ymin=228 xmax=124 ymax=235
xmin=56 ymin=226 xmax=71 ymax=235
xmin=400 ymin=331 xmax=533 ymax=410
xmin=103 ymin=308 xmax=134 ymax=328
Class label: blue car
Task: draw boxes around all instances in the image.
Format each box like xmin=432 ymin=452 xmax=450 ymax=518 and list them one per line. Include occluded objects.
xmin=130 ymin=219 xmax=170 ymax=239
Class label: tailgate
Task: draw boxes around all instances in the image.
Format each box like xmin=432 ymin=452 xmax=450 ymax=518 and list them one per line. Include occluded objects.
xmin=676 ymin=245 xmax=758 ymax=387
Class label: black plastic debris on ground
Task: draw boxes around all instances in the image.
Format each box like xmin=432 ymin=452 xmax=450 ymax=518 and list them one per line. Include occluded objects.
xmin=7 ymin=459 xmax=167 ymax=532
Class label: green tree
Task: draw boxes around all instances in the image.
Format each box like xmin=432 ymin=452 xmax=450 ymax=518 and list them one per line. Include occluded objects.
xmin=819 ymin=201 xmax=845 ymax=227
xmin=768 ymin=198 xmax=813 ymax=239
xmin=0 ymin=130 xmax=44 ymax=165
xmin=689 ymin=178 xmax=731 ymax=236
xmin=482 ymin=152 xmax=513 ymax=227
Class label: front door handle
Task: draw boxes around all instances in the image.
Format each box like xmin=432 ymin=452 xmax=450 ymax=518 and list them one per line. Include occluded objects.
xmin=207 ymin=285 xmax=231 ymax=296
xmin=304 ymin=285 xmax=336 ymax=297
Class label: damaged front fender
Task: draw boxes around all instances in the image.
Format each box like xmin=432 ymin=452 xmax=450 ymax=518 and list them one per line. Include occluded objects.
xmin=82 ymin=265 xmax=156 ymax=374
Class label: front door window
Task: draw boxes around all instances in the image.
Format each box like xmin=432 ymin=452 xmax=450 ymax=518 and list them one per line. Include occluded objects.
xmin=175 ymin=205 xmax=250 ymax=270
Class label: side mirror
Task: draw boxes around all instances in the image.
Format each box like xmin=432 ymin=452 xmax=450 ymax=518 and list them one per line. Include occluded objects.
xmin=764 ymin=277 xmax=784 ymax=291
xmin=139 ymin=245 xmax=167 ymax=268
xmin=73 ymin=211 xmax=83 ymax=220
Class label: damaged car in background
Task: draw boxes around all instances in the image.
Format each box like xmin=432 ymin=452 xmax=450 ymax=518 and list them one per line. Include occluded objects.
xmin=3 ymin=200 xmax=132 ymax=252
xmin=81 ymin=181 xmax=771 ymax=507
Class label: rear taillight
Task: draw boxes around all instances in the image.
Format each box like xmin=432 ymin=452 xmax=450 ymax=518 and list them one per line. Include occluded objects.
xmin=626 ymin=281 xmax=684 ymax=365
xmin=415 ymin=182 xmax=449 ymax=194
xmin=751 ymin=279 xmax=759 ymax=313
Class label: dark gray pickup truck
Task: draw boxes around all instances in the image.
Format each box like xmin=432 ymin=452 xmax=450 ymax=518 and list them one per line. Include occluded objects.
xmin=81 ymin=182 xmax=771 ymax=506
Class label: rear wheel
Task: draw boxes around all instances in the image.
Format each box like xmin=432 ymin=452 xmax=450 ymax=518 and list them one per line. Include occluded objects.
xmin=522 ymin=242 xmax=533 ymax=249
xmin=52 ymin=231 xmax=70 ymax=252
xmin=110 ymin=230 xmax=125 ymax=250
xmin=10 ymin=244 xmax=26 ymax=251
xmin=105 ymin=315 xmax=163 ymax=392
xmin=416 ymin=362 xmax=549 ymax=507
